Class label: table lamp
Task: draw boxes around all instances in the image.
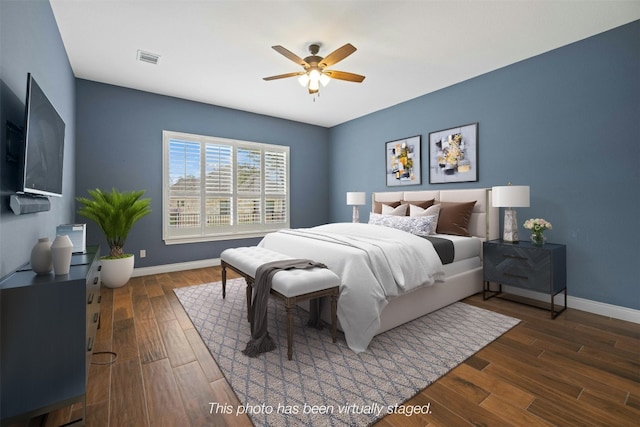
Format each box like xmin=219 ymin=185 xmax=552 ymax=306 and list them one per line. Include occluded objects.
xmin=346 ymin=192 xmax=366 ymax=223
xmin=492 ymin=185 xmax=530 ymax=242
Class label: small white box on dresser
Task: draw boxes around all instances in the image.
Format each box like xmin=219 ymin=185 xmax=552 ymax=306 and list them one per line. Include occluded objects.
xmin=56 ymin=224 xmax=86 ymax=254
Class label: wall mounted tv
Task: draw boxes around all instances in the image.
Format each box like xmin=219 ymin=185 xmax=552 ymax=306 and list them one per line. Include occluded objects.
xmin=19 ymin=73 xmax=65 ymax=197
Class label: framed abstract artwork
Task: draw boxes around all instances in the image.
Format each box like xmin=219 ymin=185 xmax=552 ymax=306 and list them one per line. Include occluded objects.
xmin=428 ymin=123 xmax=478 ymax=184
xmin=385 ymin=135 xmax=421 ymax=186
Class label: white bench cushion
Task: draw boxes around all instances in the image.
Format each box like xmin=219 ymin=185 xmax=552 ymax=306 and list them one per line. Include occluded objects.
xmin=221 ymin=247 xmax=340 ymax=298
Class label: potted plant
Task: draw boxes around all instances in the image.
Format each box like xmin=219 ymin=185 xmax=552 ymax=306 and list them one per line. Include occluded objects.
xmin=76 ymin=188 xmax=151 ymax=288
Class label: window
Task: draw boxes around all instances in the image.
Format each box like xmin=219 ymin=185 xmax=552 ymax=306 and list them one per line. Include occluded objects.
xmin=163 ymin=131 xmax=289 ymax=243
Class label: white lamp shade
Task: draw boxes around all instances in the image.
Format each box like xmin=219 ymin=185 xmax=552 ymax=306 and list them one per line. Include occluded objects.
xmin=492 ymin=185 xmax=530 ymax=208
xmin=346 ymin=192 xmax=366 ymax=206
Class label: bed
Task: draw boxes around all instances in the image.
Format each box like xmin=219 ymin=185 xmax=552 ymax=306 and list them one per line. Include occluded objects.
xmin=258 ymin=188 xmax=498 ymax=353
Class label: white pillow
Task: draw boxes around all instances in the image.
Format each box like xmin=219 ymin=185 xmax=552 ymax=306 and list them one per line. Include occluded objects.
xmin=381 ymin=203 xmax=408 ymax=216
xmin=410 ymin=203 xmax=441 ymax=218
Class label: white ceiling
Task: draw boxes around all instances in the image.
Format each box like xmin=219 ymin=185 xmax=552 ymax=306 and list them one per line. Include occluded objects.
xmin=50 ymin=1 xmax=640 ymax=128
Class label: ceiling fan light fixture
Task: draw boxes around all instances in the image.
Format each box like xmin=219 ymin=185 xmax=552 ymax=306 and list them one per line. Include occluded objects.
xmin=319 ymin=72 xmax=331 ymax=87
xmin=306 ymin=68 xmax=322 ymax=92
xmin=308 ymin=76 xmax=320 ymax=92
xmin=298 ymin=73 xmax=310 ymax=87
xmin=309 ymin=68 xmax=321 ymax=82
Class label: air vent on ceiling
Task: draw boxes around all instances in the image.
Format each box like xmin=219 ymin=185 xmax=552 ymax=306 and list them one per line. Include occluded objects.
xmin=137 ymin=50 xmax=160 ymax=65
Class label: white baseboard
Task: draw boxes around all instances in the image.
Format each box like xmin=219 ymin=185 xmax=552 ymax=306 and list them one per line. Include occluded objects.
xmin=132 ymin=258 xmax=221 ymax=277
xmin=132 ymin=262 xmax=639 ymax=324
xmin=502 ymin=285 xmax=640 ymax=324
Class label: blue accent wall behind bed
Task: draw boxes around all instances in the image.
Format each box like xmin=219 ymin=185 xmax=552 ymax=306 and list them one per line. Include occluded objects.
xmin=328 ymin=21 xmax=640 ymax=310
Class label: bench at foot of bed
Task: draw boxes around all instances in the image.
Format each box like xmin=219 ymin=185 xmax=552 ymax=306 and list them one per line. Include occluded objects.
xmin=220 ymin=246 xmax=340 ymax=360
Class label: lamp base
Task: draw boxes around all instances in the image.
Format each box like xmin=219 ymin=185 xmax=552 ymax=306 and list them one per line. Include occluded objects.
xmin=503 ymin=208 xmax=519 ymax=242
xmin=352 ymin=206 xmax=360 ymax=223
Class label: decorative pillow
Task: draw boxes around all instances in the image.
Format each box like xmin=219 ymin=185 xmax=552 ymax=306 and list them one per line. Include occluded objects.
xmin=402 ymin=199 xmax=435 ymax=215
xmin=373 ymin=201 xmax=401 ymax=214
xmin=412 ymin=215 xmax=439 ymax=235
xmin=409 ymin=203 xmax=441 ymax=218
xmin=369 ymin=212 xmax=438 ymax=236
xmin=369 ymin=212 xmax=392 ymax=227
xmin=436 ymin=201 xmax=476 ymax=236
xmin=381 ymin=203 xmax=408 ymax=216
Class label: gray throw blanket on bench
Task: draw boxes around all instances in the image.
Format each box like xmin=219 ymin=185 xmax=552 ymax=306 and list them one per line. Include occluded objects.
xmin=243 ymin=259 xmax=328 ymax=358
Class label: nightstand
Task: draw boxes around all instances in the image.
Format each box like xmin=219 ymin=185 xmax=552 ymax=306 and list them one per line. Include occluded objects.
xmin=483 ymin=239 xmax=567 ymax=318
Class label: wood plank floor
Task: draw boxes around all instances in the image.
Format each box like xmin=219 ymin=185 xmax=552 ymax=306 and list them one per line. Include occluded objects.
xmin=43 ymin=267 xmax=639 ymax=426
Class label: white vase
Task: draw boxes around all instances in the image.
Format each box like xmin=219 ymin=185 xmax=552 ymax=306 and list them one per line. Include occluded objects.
xmin=51 ymin=234 xmax=73 ymax=275
xmin=100 ymin=255 xmax=135 ymax=288
xmin=31 ymin=237 xmax=53 ymax=275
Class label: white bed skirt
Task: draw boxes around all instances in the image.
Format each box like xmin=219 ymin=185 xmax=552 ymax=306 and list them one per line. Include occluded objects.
xmin=377 ymin=265 xmax=483 ymax=334
xmin=305 ymin=264 xmax=483 ymax=336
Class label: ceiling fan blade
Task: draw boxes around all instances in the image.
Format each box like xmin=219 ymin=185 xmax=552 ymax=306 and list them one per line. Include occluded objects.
xmin=263 ymin=71 xmax=305 ymax=81
xmin=320 ymin=43 xmax=357 ymax=68
xmin=324 ymin=70 xmax=366 ymax=83
xmin=272 ymin=45 xmax=309 ymax=68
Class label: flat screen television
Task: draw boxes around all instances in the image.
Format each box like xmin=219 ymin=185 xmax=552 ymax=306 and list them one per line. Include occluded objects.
xmin=19 ymin=73 xmax=66 ymax=197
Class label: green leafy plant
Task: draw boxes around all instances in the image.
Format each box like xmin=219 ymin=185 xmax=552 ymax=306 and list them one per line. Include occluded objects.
xmin=77 ymin=188 xmax=151 ymax=258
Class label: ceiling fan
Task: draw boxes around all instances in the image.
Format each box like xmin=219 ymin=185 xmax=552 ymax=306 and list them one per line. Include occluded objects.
xmin=263 ymin=43 xmax=365 ymax=95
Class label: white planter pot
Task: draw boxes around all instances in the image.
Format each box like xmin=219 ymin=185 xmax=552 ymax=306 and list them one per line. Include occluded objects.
xmin=100 ymin=255 xmax=135 ymax=288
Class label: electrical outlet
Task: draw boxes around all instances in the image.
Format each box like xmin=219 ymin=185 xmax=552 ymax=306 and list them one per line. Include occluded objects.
xmin=140 ymin=249 xmax=146 ymax=258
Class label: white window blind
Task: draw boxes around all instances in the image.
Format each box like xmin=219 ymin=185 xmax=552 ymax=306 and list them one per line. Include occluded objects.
xmin=265 ymin=150 xmax=287 ymax=223
xmin=163 ymin=131 xmax=289 ymax=243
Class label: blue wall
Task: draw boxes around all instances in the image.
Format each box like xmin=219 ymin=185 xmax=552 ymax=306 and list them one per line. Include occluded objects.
xmin=0 ymin=0 xmax=76 ymax=277
xmin=329 ymin=21 xmax=640 ymax=310
xmin=75 ymin=80 xmax=330 ymax=268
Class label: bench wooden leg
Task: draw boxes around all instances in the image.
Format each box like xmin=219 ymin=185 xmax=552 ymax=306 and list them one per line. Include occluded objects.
xmin=246 ymin=281 xmax=253 ymax=323
xmin=220 ymin=260 xmax=254 ymax=322
xmin=331 ymin=291 xmax=338 ymax=343
xmin=285 ymin=299 xmax=295 ymax=360
xmin=221 ymin=262 xmax=227 ymax=299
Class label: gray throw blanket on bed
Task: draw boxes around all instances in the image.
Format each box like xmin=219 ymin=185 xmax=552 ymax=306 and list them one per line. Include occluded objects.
xmin=243 ymin=258 xmax=328 ymax=357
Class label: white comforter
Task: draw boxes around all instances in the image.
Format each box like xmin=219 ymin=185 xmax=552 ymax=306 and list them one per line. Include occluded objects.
xmin=258 ymin=222 xmax=445 ymax=352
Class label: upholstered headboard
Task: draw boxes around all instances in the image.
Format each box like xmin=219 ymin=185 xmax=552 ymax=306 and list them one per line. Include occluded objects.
xmin=371 ymin=188 xmax=499 ymax=241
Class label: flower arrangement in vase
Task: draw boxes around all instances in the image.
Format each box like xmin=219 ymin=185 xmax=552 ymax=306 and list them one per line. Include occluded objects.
xmin=524 ymin=218 xmax=552 ymax=245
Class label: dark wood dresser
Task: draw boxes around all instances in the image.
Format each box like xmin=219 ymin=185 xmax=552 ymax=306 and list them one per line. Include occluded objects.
xmin=1 ymin=245 xmax=101 ymax=426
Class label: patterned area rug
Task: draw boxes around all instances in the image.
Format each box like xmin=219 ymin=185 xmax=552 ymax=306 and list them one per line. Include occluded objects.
xmin=174 ymin=279 xmax=519 ymax=426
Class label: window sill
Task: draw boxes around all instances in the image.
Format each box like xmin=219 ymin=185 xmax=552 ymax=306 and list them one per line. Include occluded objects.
xmin=163 ymin=230 xmax=279 ymax=245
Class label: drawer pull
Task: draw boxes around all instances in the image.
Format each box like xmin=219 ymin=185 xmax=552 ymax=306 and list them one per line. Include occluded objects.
xmin=504 ymin=272 xmax=529 ymax=280
xmin=87 ymin=337 xmax=93 ymax=352
xmin=87 ymin=293 xmax=94 ymax=304
xmin=98 ymin=265 xmax=102 ymax=271
xmin=93 ymin=277 xmax=99 ymax=285
xmin=93 ymin=312 xmax=100 ymax=323
xmin=98 ymin=295 xmax=102 ymax=304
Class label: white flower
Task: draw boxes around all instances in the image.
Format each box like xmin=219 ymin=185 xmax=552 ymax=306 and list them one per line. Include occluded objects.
xmin=524 ymin=218 xmax=552 ymax=232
